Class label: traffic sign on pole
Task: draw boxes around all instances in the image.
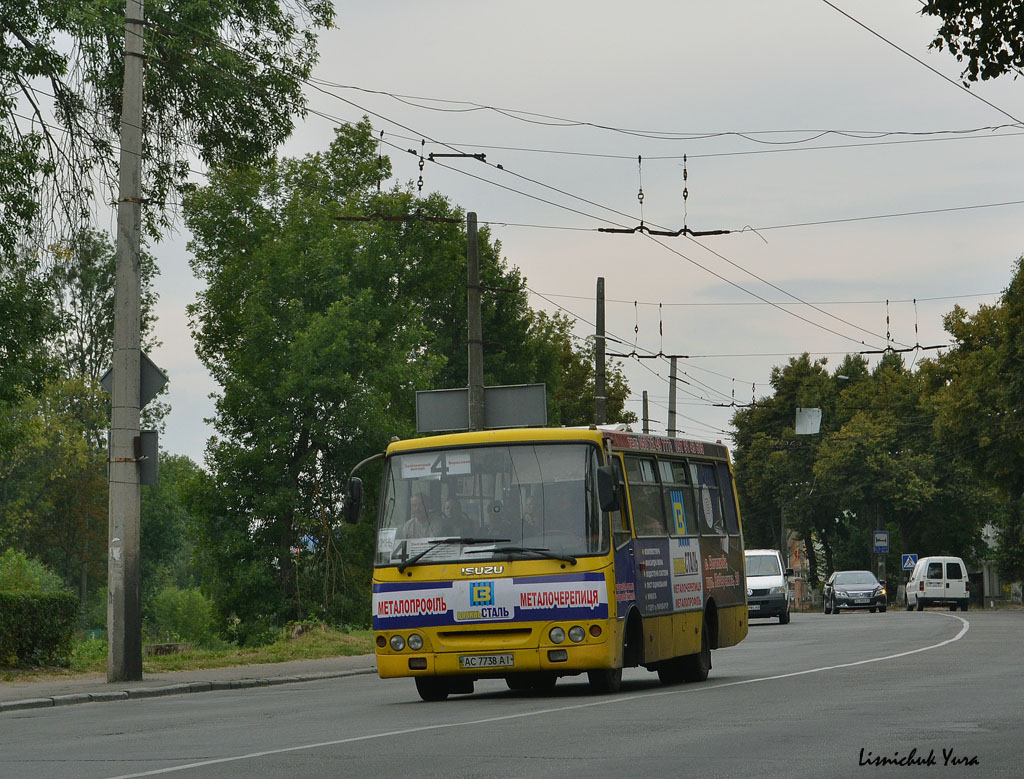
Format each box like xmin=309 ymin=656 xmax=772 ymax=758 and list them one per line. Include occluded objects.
xmin=873 ymin=530 xmax=889 ymax=554
xmin=902 ymin=553 xmax=918 ymax=571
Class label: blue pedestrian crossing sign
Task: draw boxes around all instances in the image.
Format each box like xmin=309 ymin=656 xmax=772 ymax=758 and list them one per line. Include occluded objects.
xmin=873 ymin=530 xmax=889 ymax=554
xmin=902 ymin=553 xmax=918 ymax=571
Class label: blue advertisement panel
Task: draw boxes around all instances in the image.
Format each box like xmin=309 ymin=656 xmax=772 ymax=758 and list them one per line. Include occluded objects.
xmin=373 ymin=572 xmax=609 ymax=631
xmin=614 ymin=541 xmax=638 ymax=615
xmin=637 ymin=538 xmax=673 ymax=615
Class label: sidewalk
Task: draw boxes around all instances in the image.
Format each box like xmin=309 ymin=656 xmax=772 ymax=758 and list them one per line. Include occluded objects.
xmin=0 ymin=654 xmax=377 ymax=713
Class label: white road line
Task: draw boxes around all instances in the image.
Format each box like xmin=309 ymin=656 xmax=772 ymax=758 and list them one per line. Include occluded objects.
xmin=106 ymin=614 xmax=969 ymax=778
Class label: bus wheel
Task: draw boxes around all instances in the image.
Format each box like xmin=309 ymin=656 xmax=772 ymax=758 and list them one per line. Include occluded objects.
xmin=588 ymin=667 xmax=622 ymax=694
xmin=680 ymin=618 xmax=711 ymax=683
xmin=415 ymin=676 xmax=450 ymax=702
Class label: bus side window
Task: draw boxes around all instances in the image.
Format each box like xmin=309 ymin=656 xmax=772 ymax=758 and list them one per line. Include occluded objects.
xmin=716 ymin=462 xmax=741 ymax=535
xmin=659 ymin=458 xmax=696 ymax=536
xmin=624 ymin=455 xmax=668 ymax=536
xmin=692 ymin=461 xmax=725 ymax=536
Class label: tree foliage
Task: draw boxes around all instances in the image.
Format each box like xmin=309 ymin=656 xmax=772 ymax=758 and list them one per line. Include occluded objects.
xmin=183 ymin=120 xmax=634 ymax=628
xmin=921 ymin=1 xmax=1024 ymax=83
xmin=0 ymin=0 xmax=333 ymax=255
xmin=732 ymin=350 xmax=996 ymax=588
xmin=930 ymin=256 xmax=1024 ymax=580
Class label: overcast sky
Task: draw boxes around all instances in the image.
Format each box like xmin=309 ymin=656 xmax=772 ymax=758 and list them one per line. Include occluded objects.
xmin=151 ymin=1 xmax=1024 ymax=463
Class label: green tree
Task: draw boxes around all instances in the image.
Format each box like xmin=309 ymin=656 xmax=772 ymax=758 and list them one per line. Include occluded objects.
xmin=0 ymin=377 xmax=108 ymax=597
xmin=47 ymin=229 xmax=159 ymax=384
xmin=184 ymin=120 xmax=635 ymax=629
xmin=921 ymin=1 xmax=1024 ymax=83
xmin=931 ymin=257 xmax=1024 ymax=580
xmin=0 ymin=251 xmax=57 ymax=406
xmin=184 ymin=121 xmax=441 ymax=626
xmin=0 ymin=0 xmax=333 ymax=255
xmin=732 ymin=354 xmax=839 ymax=585
xmin=732 ymin=350 xmax=991 ymax=587
xmin=140 ymin=454 xmax=204 ymax=611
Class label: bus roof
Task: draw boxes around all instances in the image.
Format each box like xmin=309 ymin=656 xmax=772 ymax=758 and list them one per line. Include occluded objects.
xmin=385 ymin=427 xmax=730 ymax=460
xmin=386 ymin=427 xmax=604 ymax=454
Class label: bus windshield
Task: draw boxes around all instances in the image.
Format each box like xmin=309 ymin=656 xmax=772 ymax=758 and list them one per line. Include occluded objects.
xmin=375 ymin=442 xmax=607 ymax=566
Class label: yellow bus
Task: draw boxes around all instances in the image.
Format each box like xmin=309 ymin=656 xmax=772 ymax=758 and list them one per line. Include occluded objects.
xmin=347 ymin=427 xmax=747 ymax=701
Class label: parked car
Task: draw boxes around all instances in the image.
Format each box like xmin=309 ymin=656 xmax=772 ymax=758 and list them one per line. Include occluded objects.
xmin=823 ymin=570 xmax=886 ymax=614
xmin=745 ymin=548 xmax=793 ymax=624
xmin=905 ymin=555 xmax=970 ymax=611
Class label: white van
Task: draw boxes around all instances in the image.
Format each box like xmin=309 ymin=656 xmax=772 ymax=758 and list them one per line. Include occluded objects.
xmin=744 ymin=549 xmax=793 ymax=624
xmin=905 ymin=555 xmax=970 ymax=611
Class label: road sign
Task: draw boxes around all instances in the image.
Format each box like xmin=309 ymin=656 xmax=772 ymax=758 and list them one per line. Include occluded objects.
xmin=902 ymin=553 xmax=918 ymax=571
xmin=873 ymin=530 xmax=889 ymax=554
xmin=100 ymin=350 xmax=168 ymax=408
xmin=415 ymin=383 xmax=547 ymax=433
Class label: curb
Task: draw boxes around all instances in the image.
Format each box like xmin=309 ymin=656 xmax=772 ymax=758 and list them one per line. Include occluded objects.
xmin=0 ymin=667 xmax=375 ymax=713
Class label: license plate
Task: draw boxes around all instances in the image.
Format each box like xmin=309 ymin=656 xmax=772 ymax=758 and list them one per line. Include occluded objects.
xmin=748 ymin=604 xmax=760 ymax=611
xmin=459 ymin=653 xmax=514 ymax=669
xmin=854 ymin=598 xmax=869 ymax=604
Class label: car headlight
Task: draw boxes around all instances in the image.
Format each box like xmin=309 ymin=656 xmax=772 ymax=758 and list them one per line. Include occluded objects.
xmin=769 ymin=586 xmax=786 ymax=595
xmin=407 ymin=633 xmax=424 ymax=651
xmin=568 ymin=626 xmax=586 ymax=643
xmin=549 ymin=627 xmax=566 ymax=644
xmin=389 ymin=635 xmax=405 ymax=651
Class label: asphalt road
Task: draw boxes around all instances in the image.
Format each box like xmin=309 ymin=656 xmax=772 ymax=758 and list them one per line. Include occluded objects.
xmin=2 ymin=610 xmax=1019 ymax=778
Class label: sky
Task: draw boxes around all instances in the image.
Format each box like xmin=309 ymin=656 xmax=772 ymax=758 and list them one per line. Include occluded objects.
xmin=149 ymin=0 xmax=1024 ymax=464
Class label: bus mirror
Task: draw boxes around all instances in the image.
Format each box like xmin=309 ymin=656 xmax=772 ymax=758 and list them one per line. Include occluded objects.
xmin=597 ymin=465 xmax=619 ymax=512
xmin=344 ymin=477 xmax=363 ymax=524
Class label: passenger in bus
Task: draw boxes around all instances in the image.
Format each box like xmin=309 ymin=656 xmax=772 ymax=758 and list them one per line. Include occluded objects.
xmin=441 ymin=497 xmax=474 ymax=536
xmin=400 ymin=494 xmax=436 ymax=538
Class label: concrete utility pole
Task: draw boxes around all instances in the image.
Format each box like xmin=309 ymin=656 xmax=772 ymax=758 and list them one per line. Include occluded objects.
xmin=595 ymin=277 xmax=606 ymax=425
xmin=108 ymin=0 xmax=145 ymax=682
xmin=466 ymin=212 xmax=485 ymax=431
xmin=667 ymin=357 xmax=678 ymax=438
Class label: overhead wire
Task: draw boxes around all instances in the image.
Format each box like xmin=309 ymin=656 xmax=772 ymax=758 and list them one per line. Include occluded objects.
xmin=819 ymin=0 xmax=1023 ymax=124
xmin=14 ymin=5 xmax=988 ymax=397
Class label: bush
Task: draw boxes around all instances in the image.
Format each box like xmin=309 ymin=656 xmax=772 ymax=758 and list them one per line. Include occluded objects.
xmin=0 ymin=550 xmax=76 ymax=666
xmin=0 ymin=591 xmax=78 ymax=666
xmin=0 ymin=548 xmax=67 ymax=593
xmin=223 ymin=615 xmax=279 ymax=648
xmin=147 ymin=586 xmax=219 ymax=646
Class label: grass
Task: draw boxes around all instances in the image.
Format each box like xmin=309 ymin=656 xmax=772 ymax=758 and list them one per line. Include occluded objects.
xmin=1 ymin=625 xmax=374 ymax=682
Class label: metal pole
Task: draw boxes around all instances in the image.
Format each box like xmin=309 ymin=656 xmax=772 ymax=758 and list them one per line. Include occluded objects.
xmin=467 ymin=212 xmax=484 ymax=430
xmin=642 ymin=391 xmax=649 ymax=434
xmin=108 ymin=0 xmax=145 ymax=682
xmin=595 ymin=277 xmax=606 ymax=425
xmin=667 ymin=356 xmax=678 ymax=437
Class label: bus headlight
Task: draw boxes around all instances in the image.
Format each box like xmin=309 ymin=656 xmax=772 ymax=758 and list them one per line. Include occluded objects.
xmin=407 ymin=633 xmax=424 ymax=651
xmin=389 ymin=635 xmax=406 ymax=651
xmin=568 ymin=626 xmax=586 ymax=643
xmin=549 ymin=627 xmax=566 ymax=644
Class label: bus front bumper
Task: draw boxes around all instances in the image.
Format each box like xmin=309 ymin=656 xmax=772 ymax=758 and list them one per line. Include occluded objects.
xmin=376 ymin=642 xmax=615 ymax=679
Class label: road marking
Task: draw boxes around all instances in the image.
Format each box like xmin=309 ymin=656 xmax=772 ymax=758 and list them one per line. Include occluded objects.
xmin=106 ymin=614 xmax=969 ymax=778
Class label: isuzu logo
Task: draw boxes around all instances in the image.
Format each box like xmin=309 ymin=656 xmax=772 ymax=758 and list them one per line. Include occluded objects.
xmin=461 ymin=565 xmax=504 ymax=576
